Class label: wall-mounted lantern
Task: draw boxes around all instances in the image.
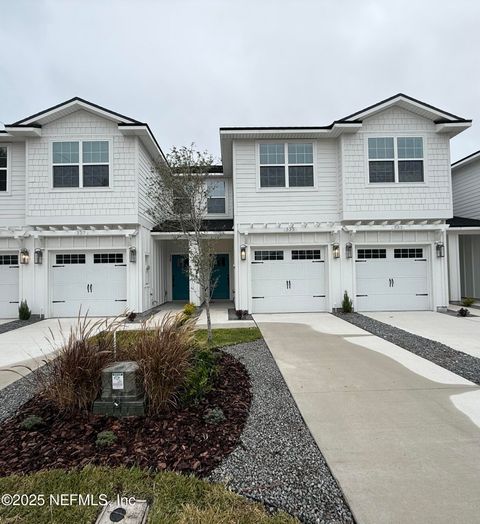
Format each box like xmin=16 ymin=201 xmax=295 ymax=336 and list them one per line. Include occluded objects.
xmin=129 ymin=247 xmax=137 ymax=263
xmin=34 ymin=248 xmax=43 ymax=265
xmin=345 ymin=242 xmax=353 ymax=259
xmin=435 ymin=241 xmax=445 ymax=258
xmin=20 ymin=248 xmax=30 ymax=265
xmin=240 ymin=244 xmax=247 ymax=261
xmin=332 ymin=243 xmax=340 ymax=259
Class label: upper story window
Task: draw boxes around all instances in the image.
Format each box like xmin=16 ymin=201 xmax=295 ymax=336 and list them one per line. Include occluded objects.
xmin=52 ymin=140 xmax=109 ymax=188
xmin=259 ymin=143 xmax=314 ymax=188
xmin=206 ymin=179 xmax=226 ymax=214
xmin=368 ymin=137 xmax=424 ymax=184
xmin=0 ymin=146 xmax=7 ymax=192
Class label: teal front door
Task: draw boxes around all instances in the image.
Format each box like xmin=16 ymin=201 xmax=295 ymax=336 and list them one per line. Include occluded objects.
xmin=211 ymin=254 xmax=229 ymax=300
xmin=172 ymin=255 xmax=189 ymax=301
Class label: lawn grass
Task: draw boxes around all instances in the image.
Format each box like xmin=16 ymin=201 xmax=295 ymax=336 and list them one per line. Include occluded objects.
xmin=0 ymin=466 xmax=296 ymax=523
xmin=115 ymin=327 xmax=262 ymax=352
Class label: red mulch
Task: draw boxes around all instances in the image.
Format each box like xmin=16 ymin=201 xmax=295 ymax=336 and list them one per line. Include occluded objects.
xmin=0 ymin=352 xmax=251 ymax=478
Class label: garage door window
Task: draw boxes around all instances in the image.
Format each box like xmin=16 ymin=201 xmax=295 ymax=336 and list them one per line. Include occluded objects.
xmin=0 ymin=254 xmax=18 ymax=265
xmin=56 ymin=254 xmax=86 ymax=264
xmin=394 ymin=248 xmax=423 ymax=258
xmin=254 ymin=250 xmax=284 ymax=261
xmin=93 ymin=253 xmax=124 ymax=264
xmin=292 ymin=250 xmax=321 ymax=260
xmin=357 ymin=248 xmax=387 ymax=259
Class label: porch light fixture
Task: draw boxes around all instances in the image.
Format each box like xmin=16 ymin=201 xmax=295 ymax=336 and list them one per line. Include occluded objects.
xmin=332 ymin=243 xmax=340 ymax=259
xmin=435 ymin=241 xmax=445 ymax=258
xmin=240 ymin=244 xmax=247 ymax=261
xmin=20 ymin=248 xmax=30 ymax=265
xmin=34 ymin=248 xmax=43 ymax=265
xmin=345 ymin=242 xmax=353 ymax=259
xmin=129 ymin=247 xmax=137 ymax=263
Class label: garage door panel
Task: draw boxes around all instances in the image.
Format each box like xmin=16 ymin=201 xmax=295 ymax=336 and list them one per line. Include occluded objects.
xmin=0 ymin=254 xmax=20 ymax=318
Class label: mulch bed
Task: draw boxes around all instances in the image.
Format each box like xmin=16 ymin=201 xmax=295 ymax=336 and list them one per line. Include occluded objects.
xmin=0 ymin=353 xmax=251 ymax=478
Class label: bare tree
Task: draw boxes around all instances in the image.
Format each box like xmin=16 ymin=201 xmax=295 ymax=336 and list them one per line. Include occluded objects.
xmin=148 ymin=145 xmax=219 ymax=343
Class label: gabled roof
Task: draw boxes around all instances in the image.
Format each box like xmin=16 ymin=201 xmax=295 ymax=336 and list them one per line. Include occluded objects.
xmin=10 ymin=96 xmax=142 ymax=126
xmin=452 ymin=149 xmax=480 ymax=170
xmin=447 ymin=216 xmax=480 ymax=228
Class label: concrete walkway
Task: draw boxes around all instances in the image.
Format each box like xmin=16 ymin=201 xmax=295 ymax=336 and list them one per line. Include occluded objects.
xmin=254 ymin=313 xmax=480 ymax=524
xmin=365 ymin=311 xmax=480 ymax=359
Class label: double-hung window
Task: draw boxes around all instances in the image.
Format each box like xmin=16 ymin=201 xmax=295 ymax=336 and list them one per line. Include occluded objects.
xmin=0 ymin=146 xmax=8 ymax=192
xmin=52 ymin=140 xmax=110 ymax=188
xmin=368 ymin=137 xmax=424 ymax=183
xmin=259 ymin=143 xmax=314 ymax=188
xmin=206 ymin=179 xmax=226 ymax=214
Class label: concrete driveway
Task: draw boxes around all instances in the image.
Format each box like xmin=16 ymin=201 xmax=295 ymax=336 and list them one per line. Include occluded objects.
xmin=365 ymin=311 xmax=480 ymax=358
xmin=254 ymin=313 xmax=480 ymax=524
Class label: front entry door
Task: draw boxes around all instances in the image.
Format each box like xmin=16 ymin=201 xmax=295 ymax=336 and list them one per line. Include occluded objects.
xmin=211 ymin=254 xmax=229 ymax=300
xmin=172 ymin=255 xmax=189 ymax=301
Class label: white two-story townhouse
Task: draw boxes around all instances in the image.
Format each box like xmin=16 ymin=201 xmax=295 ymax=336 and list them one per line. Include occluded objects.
xmin=0 ymin=97 xmax=167 ymax=318
xmin=220 ymin=94 xmax=471 ymax=313
xmin=447 ymin=150 xmax=480 ymax=301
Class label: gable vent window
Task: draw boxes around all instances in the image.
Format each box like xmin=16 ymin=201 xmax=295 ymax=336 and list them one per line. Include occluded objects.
xmin=0 ymin=254 xmax=18 ymax=265
xmin=0 ymin=146 xmax=8 ymax=192
xmin=357 ymin=248 xmax=387 ymax=259
xmin=368 ymin=137 xmax=424 ymax=184
xmin=53 ymin=141 xmax=110 ymax=188
xmin=394 ymin=248 xmax=423 ymax=259
xmin=292 ymin=249 xmax=321 ymax=260
xmin=254 ymin=250 xmax=284 ymax=261
xmin=93 ymin=253 xmax=124 ymax=264
xmin=56 ymin=254 xmax=86 ymax=264
xmin=259 ymin=143 xmax=314 ymax=188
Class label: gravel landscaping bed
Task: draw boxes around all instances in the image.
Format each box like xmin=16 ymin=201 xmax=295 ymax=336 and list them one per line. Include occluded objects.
xmin=334 ymin=312 xmax=480 ymax=385
xmin=0 ymin=370 xmax=39 ymax=423
xmin=0 ymin=316 xmax=42 ymax=335
xmin=209 ymin=339 xmax=354 ymax=524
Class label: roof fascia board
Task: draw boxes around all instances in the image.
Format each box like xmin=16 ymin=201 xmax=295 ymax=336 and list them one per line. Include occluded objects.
xmin=451 ymin=150 xmax=480 ymax=170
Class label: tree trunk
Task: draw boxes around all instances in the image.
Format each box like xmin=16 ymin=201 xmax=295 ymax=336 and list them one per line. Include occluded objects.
xmin=205 ymin=294 xmax=212 ymax=344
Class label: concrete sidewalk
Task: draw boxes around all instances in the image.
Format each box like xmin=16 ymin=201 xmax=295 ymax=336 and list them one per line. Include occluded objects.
xmin=254 ymin=313 xmax=480 ymax=524
xmin=365 ymin=311 xmax=480 ymax=359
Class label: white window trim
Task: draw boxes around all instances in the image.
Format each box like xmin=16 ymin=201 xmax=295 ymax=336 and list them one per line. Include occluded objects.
xmin=0 ymin=144 xmax=12 ymax=196
xmin=206 ymin=178 xmax=228 ymax=216
xmin=49 ymin=138 xmax=113 ymax=192
xmin=364 ymin=134 xmax=428 ymax=187
xmin=256 ymin=141 xmax=317 ymax=192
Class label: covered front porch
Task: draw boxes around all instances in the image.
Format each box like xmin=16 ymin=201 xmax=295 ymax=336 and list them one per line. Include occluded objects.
xmin=151 ymin=232 xmax=234 ymax=307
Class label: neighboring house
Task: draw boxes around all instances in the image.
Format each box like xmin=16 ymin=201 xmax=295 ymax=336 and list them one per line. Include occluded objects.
xmin=447 ymin=150 xmax=480 ymax=300
xmin=0 ymin=94 xmax=472 ymax=318
xmin=220 ymin=93 xmax=470 ymax=313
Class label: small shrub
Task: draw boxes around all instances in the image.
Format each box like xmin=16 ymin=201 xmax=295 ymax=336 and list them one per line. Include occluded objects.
xmin=95 ymin=430 xmax=117 ymax=448
xmin=458 ymin=307 xmax=470 ymax=317
xmin=183 ymin=303 xmax=197 ymax=317
xmin=19 ymin=415 xmax=44 ymax=431
xmin=203 ymin=407 xmax=225 ymax=425
xmin=342 ymin=291 xmax=353 ymax=313
xmin=127 ymin=312 xmax=196 ymax=414
xmin=181 ymin=348 xmax=219 ymax=405
xmin=235 ymin=309 xmax=249 ymax=320
xmin=462 ymin=297 xmax=475 ymax=307
xmin=18 ymin=300 xmax=31 ymax=320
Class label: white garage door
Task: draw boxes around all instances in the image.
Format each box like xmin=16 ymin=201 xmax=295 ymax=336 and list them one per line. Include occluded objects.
xmin=355 ymin=247 xmax=429 ymax=311
xmin=50 ymin=251 xmax=127 ymax=317
xmin=251 ymin=248 xmax=327 ymax=313
xmin=0 ymin=252 xmax=19 ymax=318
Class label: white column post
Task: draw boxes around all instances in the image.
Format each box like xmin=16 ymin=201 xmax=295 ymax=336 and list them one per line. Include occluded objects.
xmin=447 ymin=231 xmax=461 ymax=302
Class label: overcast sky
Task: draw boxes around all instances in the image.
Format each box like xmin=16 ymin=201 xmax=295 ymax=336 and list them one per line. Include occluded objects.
xmin=1 ymin=0 xmax=478 ymax=162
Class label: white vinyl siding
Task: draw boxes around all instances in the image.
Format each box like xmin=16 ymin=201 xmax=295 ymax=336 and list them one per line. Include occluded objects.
xmin=0 ymin=142 xmax=26 ymax=226
xmin=452 ymin=162 xmax=480 ymax=220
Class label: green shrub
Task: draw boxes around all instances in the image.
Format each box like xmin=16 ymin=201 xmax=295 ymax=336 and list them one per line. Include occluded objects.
xmin=462 ymin=297 xmax=475 ymax=307
xmin=95 ymin=430 xmax=117 ymax=448
xmin=342 ymin=291 xmax=353 ymax=313
xmin=18 ymin=300 xmax=31 ymax=320
xmin=203 ymin=407 xmax=225 ymax=425
xmin=181 ymin=348 xmax=219 ymax=405
xmin=19 ymin=415 xmax=44 ymax=431
xmin=183 ymin=302 xmax=197 ymax=317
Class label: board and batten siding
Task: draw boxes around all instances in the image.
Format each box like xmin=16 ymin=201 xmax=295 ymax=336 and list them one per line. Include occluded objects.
xmin=26 ymin=109 xmax=138 ymax=224
xmin=452 ymin=162 xmax=480 ymax=220
xmin=233 ymin=139 xmax=340 ymax=224
xmin=341 ymin=107 xmax=452 ymax=220
xmin=0 ymin=142 xmax=26 ymax=226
